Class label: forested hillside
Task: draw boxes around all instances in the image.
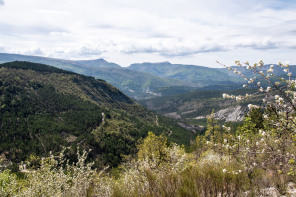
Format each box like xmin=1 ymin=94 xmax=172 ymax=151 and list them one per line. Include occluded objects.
xmin=0 ymin=61 xmax=191 ymax=168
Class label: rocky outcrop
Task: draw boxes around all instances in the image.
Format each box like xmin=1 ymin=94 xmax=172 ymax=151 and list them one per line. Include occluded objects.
xmin=214 ymin=105 xmax=246 ymax=122
xmin=165 ymin=112 xmax=181 ymax=119
xmin=177 ymin=122 xmax=204 ymax=133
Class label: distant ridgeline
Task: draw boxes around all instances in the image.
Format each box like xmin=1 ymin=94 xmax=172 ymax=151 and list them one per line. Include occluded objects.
xmin=0 ymin=53 xmax=245 ymax=99
xmin=0 ymin=61 xmax=191 ymax=168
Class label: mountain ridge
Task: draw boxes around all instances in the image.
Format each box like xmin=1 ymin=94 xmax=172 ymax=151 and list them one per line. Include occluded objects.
xmin=0 ymin=53 xmax=195 ymax=99
xmin=127 ymin=62 xmax=243 ymax=87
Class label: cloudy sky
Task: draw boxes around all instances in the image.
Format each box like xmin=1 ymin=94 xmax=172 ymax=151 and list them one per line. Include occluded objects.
xmin=0 ymin=0 xmax=295 ymax=67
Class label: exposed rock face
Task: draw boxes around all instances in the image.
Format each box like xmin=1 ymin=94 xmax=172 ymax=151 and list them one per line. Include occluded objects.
xmin=214 ymin=106 xmax=246 ymax=122
xmin=177 ymin=122 xmax=204 ymax=133
xmin=165 ymin=112 xmax=181 ymax=119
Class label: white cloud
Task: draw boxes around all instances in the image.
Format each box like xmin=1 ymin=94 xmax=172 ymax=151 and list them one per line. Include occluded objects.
xmin=0 ymin=0 xmax=295 ymax=67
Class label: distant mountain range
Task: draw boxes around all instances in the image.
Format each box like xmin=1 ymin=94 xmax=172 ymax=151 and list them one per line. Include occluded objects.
xmin=128 ymin=62 xmax=243 ymax=87
xmin=7 ymin=53 xmax=292 ymax=99
xmin=0 ymin=53 xmax=194 ymax=99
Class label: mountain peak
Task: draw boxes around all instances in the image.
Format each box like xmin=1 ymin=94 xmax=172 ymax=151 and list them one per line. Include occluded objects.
xmin=75 ymin=58 xmax=120 ymax=68
xmin=129 ymin=61 xmax=171 ymax=67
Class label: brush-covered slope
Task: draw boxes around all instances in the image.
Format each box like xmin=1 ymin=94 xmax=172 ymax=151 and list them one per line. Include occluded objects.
xmin=0 ymin=53 xmax=193 ymax=99
xmin=128 ymin=62 xmax=243 ymax=87
xmin=0 ymin=61 xmax=191 ymax=168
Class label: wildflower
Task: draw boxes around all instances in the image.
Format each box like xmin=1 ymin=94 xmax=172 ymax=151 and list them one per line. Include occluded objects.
xmin=270 ymin=65 xmax=274 ymax=69
xmin=243 ymin=84 xmax=247 ymax=88
xmin=257 ymin=82 xmax=261 ymax=86
xmin=267 ymin=69 xmax=273 ymax=73
xmin=223 ymin=169 xmax=227 ymax=173
xmin=259 ymin=60 xmax=264 ymax=67
xmin=238 ymin=170 xmax=242 ymax=173
xmin=278 ymin=97 xmax=284 ymax=104
xmin=248 ymin=104 xmax=259 ymax=110
xmin=224 ymin=139 xmax=227 ymax=143
xmin=279 ymin=61 xmax=282 ymax=66
xmin=266 ymin=86 xmax=271 ymax=92
xmin=259 ymin=87 xmax=264 ymax=92
xmin=288 ymin=72 xmax=292 ymax=77
xmin=284 ymin=69 xmax=288 ymax=72
xmin=259 ymin=130 xmax=265 ymax=136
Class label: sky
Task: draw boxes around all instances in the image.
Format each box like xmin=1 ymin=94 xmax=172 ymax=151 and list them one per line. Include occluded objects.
xmin=0 ymin=0 xmax=295 ymax=67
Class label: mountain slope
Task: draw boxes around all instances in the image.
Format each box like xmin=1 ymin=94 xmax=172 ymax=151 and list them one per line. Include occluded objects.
xmin=75 ymin=58 xmax=121 ymax=68
xmin=0 ymin=61 xmax=191 ymax=168
xmin=140 ymin=88 xmax=264 ymax=133
xmin=83 ymin=67 xmax=193 ymax=99
xmin=128 ymin=62 xmax=243 ymax=87
xmin=0 ymin=53 xmax=193 ymax=99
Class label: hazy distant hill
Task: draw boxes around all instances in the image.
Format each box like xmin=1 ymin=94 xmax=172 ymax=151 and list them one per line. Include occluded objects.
xmin=83 ymin=67 xmax=193 ymax=99
xmin=75 ymin=59 xmax=121 ymax=68
xmin=0 ymin=61 xmax=191 ymax=167
xmin=0 ymin=53 xmax=193 ymax=99
xmin=128 ymin=62 xmax=243 ymax=87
